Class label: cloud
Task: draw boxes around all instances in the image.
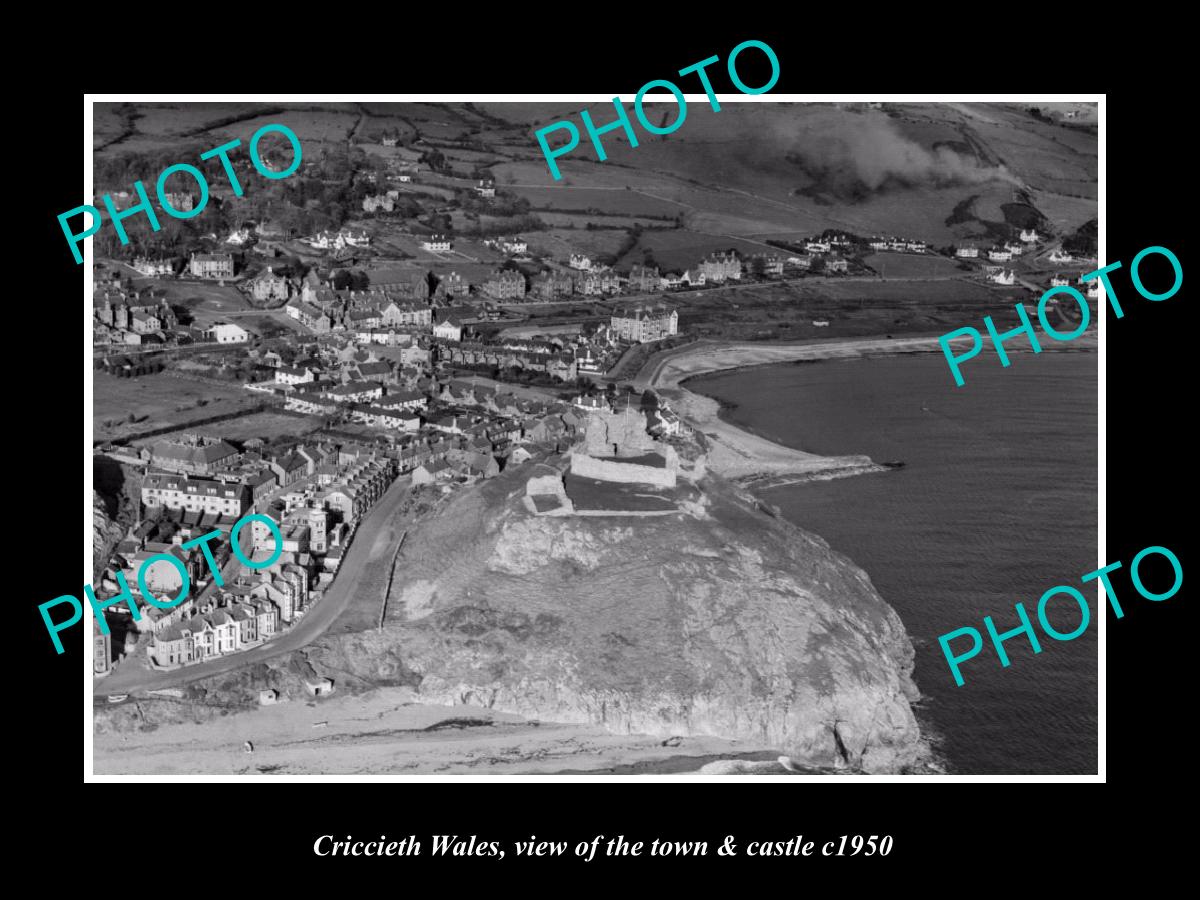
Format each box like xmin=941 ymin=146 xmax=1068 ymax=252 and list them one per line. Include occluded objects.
xmin=781 ymin=110 xmax=1019 ymax=197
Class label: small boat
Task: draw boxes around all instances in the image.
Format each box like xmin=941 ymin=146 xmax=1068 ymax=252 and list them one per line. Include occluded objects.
xmin=881 ymin=460 xmax=906 ymax=469
xmin=106 ymin=694 xmax=128 ymax=703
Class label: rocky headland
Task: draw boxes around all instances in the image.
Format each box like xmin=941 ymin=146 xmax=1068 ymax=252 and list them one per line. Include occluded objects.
xmin=96 ymin=436 xmax=930 ymax=774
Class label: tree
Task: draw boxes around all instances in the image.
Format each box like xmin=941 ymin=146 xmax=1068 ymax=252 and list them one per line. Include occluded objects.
xmin=640 ymin=388 xmax=659 ymax=411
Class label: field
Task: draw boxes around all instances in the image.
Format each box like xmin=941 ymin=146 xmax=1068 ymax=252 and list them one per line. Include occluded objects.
xmin=537 ymin=213 xmax=676 ymax=231
xmin=633 ymin=230 xmax=775 ymax=270
xmin=92 ymin=100 xmax=1096 ymax=324
xmin=154 ymin=281 xmax=253 ymax=325
xmin=521 ymin=228 xmax=632 ymax=261
xmin=627 ymin=276 xmax=1040 ymax=344
xmin=132 ymin=410 xmax=323 ymax=446
xmin=506 ymin=186 xmax=687 ymax=218
xmin=93 ymin=372 xmax=259 ymax=442
xmin=862 ymin=253 xmax=966 ymax=278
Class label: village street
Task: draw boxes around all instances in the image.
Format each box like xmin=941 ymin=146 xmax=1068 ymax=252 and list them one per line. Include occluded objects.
xmin=95 ymin=473 xmax=415 ymax=697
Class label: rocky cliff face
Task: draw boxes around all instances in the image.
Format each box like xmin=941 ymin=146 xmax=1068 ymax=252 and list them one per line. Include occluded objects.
xmin=307 ymin=474 xmax=927 ymax=773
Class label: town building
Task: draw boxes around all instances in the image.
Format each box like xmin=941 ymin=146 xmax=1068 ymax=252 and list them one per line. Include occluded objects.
xmin=132 ymin=257 xmax=176 ymax=277
xmin=482 ymin=269 xmax=526 ymax=301
xmin=149 ymin=435 xmax=240 ymax=474
xmin=141 ymin=472 xmax=250 ymax=517
xmin=437 ymin=271 xmax=470 ymax=299
xmin=190 ymin=253 xmax=235 ymax=279
xmin=164 ymin=191 xmax=193 ymax=212
xmin=94 ymin=620 xmax=111 ymax=677
xmin=209 ymin=322 xmax=249 ymax=343
xmin=275 ymin=365 xmax=316 ymax=386
xmin=610 ymin=305 xmax=678 ymax=343
xmin=531 ymin=270 xmax=575 ymax=301
xmin=285 ymin=299 xmax=333 ymax=333
xmin=627 ymin=264 xmax=661 ymax=293
xmin=698 ymin=251 xmax=742 ymax=283
xmin=247 ymin=266 xmax=292 ymax=302
xmin=422 ymin=235 xmax=452 ymax=252
xmin=363 ymin=193 xmax=398 ymax=213
xmin=575 ymin=268 xmax=620 ymax=296
xmin=433 ymin=315 xmax=464 ymax=342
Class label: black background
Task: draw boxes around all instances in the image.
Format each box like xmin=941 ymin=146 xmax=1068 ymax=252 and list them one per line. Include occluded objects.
xmin=21 ymin=25 xmax=1188 ymax=878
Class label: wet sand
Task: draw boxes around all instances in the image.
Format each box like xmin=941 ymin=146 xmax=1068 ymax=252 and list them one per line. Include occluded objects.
xmin=93 ymin=687 xmax=775 ymax=776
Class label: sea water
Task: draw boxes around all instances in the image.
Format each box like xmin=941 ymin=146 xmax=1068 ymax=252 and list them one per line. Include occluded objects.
xmin=688 ymin=350 xmax=1098 ymax=774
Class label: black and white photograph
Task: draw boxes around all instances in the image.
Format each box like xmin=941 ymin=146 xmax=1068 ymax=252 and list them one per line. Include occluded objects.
xmin=77 ymin=96 xmax=1104 ymax=778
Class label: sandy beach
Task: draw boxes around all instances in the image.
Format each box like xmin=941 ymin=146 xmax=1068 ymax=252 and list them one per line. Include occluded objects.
xmin=638 ymin=337 xmax=950 ymax=482
xmin=635 ymin=334 xmax=1096 ymax=484
xmin=93 ymin=688 xmax=779 ymax=776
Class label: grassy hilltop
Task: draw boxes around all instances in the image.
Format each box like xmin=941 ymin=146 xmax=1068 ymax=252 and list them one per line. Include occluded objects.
xmin=94 ymin=100 xmax=1096 ymax=257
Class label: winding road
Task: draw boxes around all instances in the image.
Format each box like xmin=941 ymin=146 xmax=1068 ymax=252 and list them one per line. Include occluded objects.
xmin=96 ymin=474 xmax=414 ymax=697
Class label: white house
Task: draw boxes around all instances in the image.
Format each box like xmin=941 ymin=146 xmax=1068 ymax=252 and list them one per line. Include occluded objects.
xmin=988 ymin=248 xmax=1012 ymax=262
xmin=422 ymin=235 xmax=452 ymax=252
xmin=990 ymin=269 xmax=1015 ymax=286
xmin=225 ymin=228 xmax=251 ymax=245
xmin=1050 ymin=275 xmax=1071 ymax=287
xmin=569 ymin=254 xmax=593 ymax=271
xmin=433 ymin=316 xmax=464 ymax=342
xmin=209 ymin=322 xmax=249 ymax=343
xmin=956 ymin=247 xmax=979 ymax=259
xmin=275 ymin=365 xmax=315 ymax=386
xmin=1049 ymin=249 xmax=1073 ymax=264
xmin=1020 ymin=229 xmax=1040 ymax=243
xmin=132 ymin=257 xmax=175 ymax=277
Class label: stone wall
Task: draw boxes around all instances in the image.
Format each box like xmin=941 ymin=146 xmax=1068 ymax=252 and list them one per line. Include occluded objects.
xmin=583 ymin=407 xmax=658 ymax=457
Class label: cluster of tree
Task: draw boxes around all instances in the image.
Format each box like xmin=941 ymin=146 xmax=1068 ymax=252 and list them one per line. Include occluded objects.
xmin=1062 ymin=218 xmax=1098 ymax=256
xmin=446 ymin=362 xmax=500 ymax=379
xmin=458 ymin=213 xmax=545 ymax=238
xmin=98 ymin=358 xmax=165 ymax=377
xmin=419 ymin=148 xmax=447 ymax=171
xmin=329 ymin=268 xmax=371 ymax=291
xmin=94 ymin=143 xmax=214 ymax=190
xmin=499 ymin=366 xmax=568 ymax=386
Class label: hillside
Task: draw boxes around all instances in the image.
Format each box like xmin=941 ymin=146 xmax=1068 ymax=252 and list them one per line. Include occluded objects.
xmin=93 ymin=100 xmax=1096 ymax=253
xmin=327 ymin=470 xmax=926 ymax=771
xmin=96 ymin=457 xmax=928 ymax=774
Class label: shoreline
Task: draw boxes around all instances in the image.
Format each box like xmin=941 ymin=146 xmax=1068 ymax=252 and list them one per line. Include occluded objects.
xmin=638 ymin=333 xmax=1095 ymax=483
